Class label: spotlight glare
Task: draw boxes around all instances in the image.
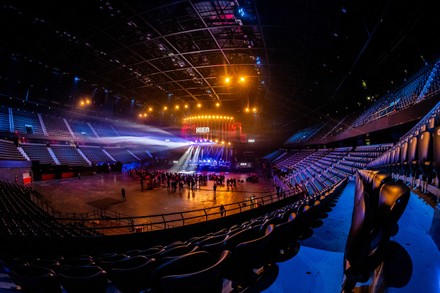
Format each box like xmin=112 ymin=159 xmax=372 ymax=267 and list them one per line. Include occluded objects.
xmin=184 ymin=104 xmax=189 ymax=109
xmin=215 ymin=102 xmax=220 ymax=107
xmin=225 ymin=77 xmax=231 ymax=84
xmin=245 ymin=107 xmax=250 ymax=112
xmin=163 ymin=106 xmax=168 ymax=111
xmin=239 ymin=76 xmax=246 ymax=83
xmin=148 ymin=107 xmax=153 ymax=112
xmin=197 ymin=103 xmax=202 ymax=108
xmin=175 ymin=105 xmax=179 ymax=110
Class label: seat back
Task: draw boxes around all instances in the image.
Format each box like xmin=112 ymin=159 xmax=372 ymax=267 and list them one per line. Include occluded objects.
xmin=417 ymin=131 xmax=433 ymax=179
xmin=159 ymin=250 xmax=231 ymax=293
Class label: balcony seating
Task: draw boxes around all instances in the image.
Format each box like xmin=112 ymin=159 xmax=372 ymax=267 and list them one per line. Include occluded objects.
xmin=42 ymin=115 xmax=72 ymax=138
xmin=12 ymin=110 xmax=43 ymax=136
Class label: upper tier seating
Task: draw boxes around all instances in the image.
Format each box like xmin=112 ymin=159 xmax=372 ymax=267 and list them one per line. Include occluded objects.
xmin=0 ymin=139 xmax=26 ymax=161
xmin=20 ymin=143 xmax=56 ymax=165
xmin=89 ymin=121 xmax=119 ymax=137
xmin=42 ymin=115 xmax=72 ymax=138
xmin=12 ymin=109 xmax=43 ymax=136
xmin=0 ymin=106 xmax=10 ymax=132
xmin=67 ymin=119 xmax=96 ymax=139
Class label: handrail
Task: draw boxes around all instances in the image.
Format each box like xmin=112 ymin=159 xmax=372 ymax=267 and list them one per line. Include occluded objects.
xmin=24 ymin=188 xmax=303 ymax=235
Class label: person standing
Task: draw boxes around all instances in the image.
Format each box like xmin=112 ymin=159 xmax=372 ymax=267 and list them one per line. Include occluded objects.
xmin=121 ymin=188 xmax=126 ymax=202
xmin=219 ymin=204 xmax=226 ymax=217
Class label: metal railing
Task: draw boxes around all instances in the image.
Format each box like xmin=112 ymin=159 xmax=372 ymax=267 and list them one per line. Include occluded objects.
xmin=49 ymin=188 xmax=302 ymax=235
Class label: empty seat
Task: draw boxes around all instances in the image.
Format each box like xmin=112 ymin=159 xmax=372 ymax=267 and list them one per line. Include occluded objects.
xmin=342 ymin=171 xmax=410 ymax=292
xmin=9 ymin=264 xmax=61 ymax=293
xmin=58 ymin=265 xmax=107 ymax=293
xmin=108 ymin=256 xmax=157 ymax=293
xmin=159 ymin=250 xmax=231 ymax=293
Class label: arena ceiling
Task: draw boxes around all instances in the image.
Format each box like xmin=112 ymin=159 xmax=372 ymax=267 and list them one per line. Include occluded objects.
xmin=1 ymin=0 xmax=438 ymax=127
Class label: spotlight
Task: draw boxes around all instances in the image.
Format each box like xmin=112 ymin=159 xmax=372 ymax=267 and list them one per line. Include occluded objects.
xmin=163 ymin=106 xmax=168 ymax=111
xmin=80 ymin=100 xmax=85 ymax=106
xmin=184 ymin=104 xmax=189 ymax=109
xmin=252 ymin=107 xmax=257 ymax=113
xmin=86 ymin=99 xmax=91 ymax=105
xmin=197 ymin=103 xmax=202 ymax=108
xmin=175 ymin=105 xmax=179 ymax=110
xmin=215 ymin=102 xmax=220 ymax=107
xmin=245 ymin=107 xmax=250 ymax=112
xmin=225 ymin=77 xmax=231 ymax=84
xmin=239 ymin=76 xmax=246 ymax=83
xmin=148 ymin=107 xmax=153 ymax=112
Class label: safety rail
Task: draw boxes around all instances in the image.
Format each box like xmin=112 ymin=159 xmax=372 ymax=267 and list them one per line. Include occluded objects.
xmin=41 ymin=188 xmax=303 ymax=235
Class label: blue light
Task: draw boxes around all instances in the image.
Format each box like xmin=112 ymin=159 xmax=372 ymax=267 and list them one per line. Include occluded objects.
xmin=238 ymin=8 xmax=245 ymax=17
xmin=256 ymin=56 xmax=261 ymax=65
xmin=74 ymin=76 xmax=80 ymax=81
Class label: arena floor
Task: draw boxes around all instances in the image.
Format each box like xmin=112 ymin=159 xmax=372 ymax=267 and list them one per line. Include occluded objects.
xmin=32 ymin=171 xmax=275 ymax=219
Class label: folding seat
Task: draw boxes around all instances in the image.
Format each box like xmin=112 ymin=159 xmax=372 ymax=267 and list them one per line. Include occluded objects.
xmin=417 ymin=131 xmax=433 ymax=193
xmin=9 ymin=264 xmax=61 ymax=293
xmin=433 ymin=125 xmax=440 ymax=188
xmin=58 ymin=265 xmax=107 ymax=293
xmin=407 ymin=135 xmax=419 ymax=186
xmin=399 ymin=141 xmax=409 ymax=177
xmin=342 ymin=175 xmax=410 ymax=292
xmin=222 ymin=224 xmax=275 ymax=287
xmin=150 ymin=251 xmax=215 ymax=292
xmin=108 ymin=256 xmax=157 ymax=293
xmin=392 ymin=146 xmax=401 ymax=175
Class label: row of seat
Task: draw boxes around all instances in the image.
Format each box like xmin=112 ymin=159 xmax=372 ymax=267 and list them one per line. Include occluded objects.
xmin=368 ymin=101 xmax=440 ymax=198
xmin=2 ymin=178 xmax=346 ymax=292
xmin=0 ymin=180 xmax=100 ymax=238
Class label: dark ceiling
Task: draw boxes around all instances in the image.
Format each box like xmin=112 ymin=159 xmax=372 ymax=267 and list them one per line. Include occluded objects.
xmin=0 ymin=0 xmax=438 ymax=129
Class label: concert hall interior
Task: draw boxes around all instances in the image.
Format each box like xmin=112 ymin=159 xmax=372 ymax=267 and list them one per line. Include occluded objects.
xmin=0 ymin=1 xmax=440 ymax=292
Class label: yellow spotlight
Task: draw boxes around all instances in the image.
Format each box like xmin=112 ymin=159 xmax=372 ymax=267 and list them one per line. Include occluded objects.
xmin=221 ymin=141 xmax=225 ymax=145
xmin=228 ymin=142 xmax=231 ymax=146
xmin=215 ymin=139 xmax=219 ymax=143
xmin=175 ymin=105 xmax=179 ymax=110
xmin=239 ymin=76 xmax=246 ymax=83
xmin=163 ymin=106 xmax=168 ymax=111
xmin=86 ymin=99 xmax=91 ymax=104
xmin=215 ymin=102 xmax=220 ymax=107
xmin=184 ymin=104 xmax=189 ymax=109
xmin=80 ymin=100 xmax=85 ymax=106
xmin=225 ymin=77 xmax=231 ymax=84
xmin=252 ymin=107 xmax=257 ymax=113
xmin=143 ymin=113 xmax=147 ymax=117
xmin=197 ymin=103 xmax=202 ymax=108
xmin=216 ymin=115 xmax=219 ymax=119
xmin=138 ymin=114 xmax=142 ymax=118
xmin=245 ymin=107 xmax=250 ymax=112
xmin=148 ymin=107 xmax=153 ymax=112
